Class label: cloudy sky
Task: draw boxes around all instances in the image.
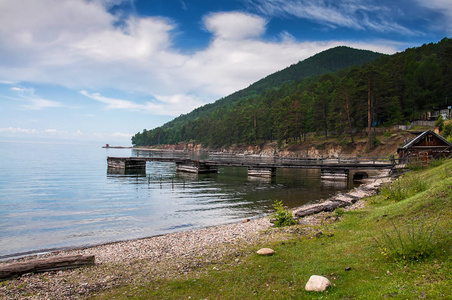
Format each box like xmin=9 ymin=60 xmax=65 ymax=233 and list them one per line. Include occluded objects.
xmin=0 ymin=0 xmax=450 ymax=144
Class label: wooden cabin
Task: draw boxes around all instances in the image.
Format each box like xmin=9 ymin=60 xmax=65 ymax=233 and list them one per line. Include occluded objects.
xmin=397 ymin=130 xmax=452 ymax=162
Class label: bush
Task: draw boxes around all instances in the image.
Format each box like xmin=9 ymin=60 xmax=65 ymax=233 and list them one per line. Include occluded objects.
xmin=406 ymin=160 xmax=424 ymax=171
xmin=429 ymin=158 xmax=446 ymax=168
xmin=435 ymin=115 xmax=444 ymax=131
xmin=269 ymin=200 xmax=297 ymax=227
xmin=374 ymin=216 xmax=440 ymax=262
xmin=443 ymin=122 xmax=452 ymax=138
xmin=408 ymin=175 xmax=429 ymax=194
xmin=380 ymin=175 xmax=429 ymax=202
xmin=381 ymin=180 xmax=407 ymax=202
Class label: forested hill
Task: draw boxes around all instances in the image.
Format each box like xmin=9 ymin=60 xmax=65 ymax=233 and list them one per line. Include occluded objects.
xmin=245 ymin=46 xmax=383 ymax=95
xmin=164 ymin=46 xmax=382 ymax=127
xmin=133 ymin=46 xmax=382 ymax=143
xmin=132 ymin=38 xmax=452 ymax=148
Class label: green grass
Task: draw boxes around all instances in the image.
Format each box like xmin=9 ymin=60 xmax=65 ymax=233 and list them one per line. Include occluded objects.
xmin=91 ymin=159 xmax=452 ymax=300
xmin=380 ymin=173 xmax=429 ymax=202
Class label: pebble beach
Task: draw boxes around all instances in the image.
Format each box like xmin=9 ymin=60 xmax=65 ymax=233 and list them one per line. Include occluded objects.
xmin=0 ymin=218 xmax=277 ymax=299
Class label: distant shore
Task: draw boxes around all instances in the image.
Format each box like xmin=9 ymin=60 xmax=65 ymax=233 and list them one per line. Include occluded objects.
xmin=102 ymin=145 xmax=133 ymax=149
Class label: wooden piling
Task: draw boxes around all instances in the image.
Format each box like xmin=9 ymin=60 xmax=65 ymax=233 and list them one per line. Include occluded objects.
xmin=247 ymin=167 xmax=276 ymax=178
xmin=321 ymin=168 xmax=349 ymax=181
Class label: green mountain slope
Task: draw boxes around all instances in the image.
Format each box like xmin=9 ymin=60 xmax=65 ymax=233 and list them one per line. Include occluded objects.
xmin=153 ymin=46 xmax=382 ymax=129
xmin=133 ymin=38 xmax=452 ymax=148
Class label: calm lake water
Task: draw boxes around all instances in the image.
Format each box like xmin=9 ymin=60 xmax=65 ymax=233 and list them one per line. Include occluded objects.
xmin=0 ymin=141 xmax=353 ymax=259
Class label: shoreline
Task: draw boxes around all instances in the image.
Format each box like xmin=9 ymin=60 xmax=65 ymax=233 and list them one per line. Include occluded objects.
xmin=0 ymin=214 xmax=267 ymax=262
xmin=0 ymin=173 xmax=392 ymax=299
xmin=0 ymin=171 xmax=389 ymax=264
xmin=0 ymin=215 xmax=270 ymax=264
xmin=0 ymin=172 xmax=391 ymax=264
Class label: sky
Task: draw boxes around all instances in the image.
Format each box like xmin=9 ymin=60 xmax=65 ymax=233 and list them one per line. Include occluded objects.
xmin=0 ymin=0 xmax=451 ymax=145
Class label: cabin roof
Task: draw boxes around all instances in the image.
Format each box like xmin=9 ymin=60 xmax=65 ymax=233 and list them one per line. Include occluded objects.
xmin=401 ymin=130 xmax=452 ymax=149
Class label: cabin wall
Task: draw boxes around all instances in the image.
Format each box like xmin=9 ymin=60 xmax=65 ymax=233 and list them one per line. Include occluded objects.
xmin=415 ymin=134 xmax=449 ymax=147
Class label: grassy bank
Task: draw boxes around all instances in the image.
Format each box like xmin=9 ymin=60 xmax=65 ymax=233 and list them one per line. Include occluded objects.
xmin=93 ymin=159 xmax=452 ymax=299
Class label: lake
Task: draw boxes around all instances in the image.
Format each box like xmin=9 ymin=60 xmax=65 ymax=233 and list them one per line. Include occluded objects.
xmin=0 ymin=140 xmax=353 ymax=259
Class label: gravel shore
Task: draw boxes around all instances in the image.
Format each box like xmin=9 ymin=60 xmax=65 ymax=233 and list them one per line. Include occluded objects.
xmin=0 ymin=174 xmax=390 ymax=299
xmin=0 ymin=218 xmax=278 ymax=299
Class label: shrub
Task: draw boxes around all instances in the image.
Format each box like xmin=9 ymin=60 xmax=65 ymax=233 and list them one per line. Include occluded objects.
xmin=406 ymin=160 xmax=424 ymax=171
xmin=269 ymin=200 xmax=297 ymax=227
xmin=374 ymin=216 xmax=440 ymax=262
xmin=407 ymin=175 xmax=429 ymax=194
xmin=429 ymin=157 xmax=446 ymax=168
xmin=381 ymin=180 xmax=407 ymax=202
xmin=435 ymin=115 xmax=444 ymax=132
xmin=443 ymin=122 xmax=452 ymax=138
xmin=380 ymin=175 xmax=429 ymax=202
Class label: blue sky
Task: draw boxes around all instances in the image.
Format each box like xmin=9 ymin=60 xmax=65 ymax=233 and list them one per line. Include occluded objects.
xmin=0 ymin=0 xmax=450 ymax=145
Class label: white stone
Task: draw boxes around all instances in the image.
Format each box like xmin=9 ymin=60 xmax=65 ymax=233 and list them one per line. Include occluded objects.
xmin=256 ymin=248 xmax=275 ymax=256
xmin=305 ymin=275 xmax=331 ymax=292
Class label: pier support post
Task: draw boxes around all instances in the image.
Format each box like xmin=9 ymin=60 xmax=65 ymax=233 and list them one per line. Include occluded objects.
xmin=107 ymin=157 xmax=146 ymax=172
xmin=248 ymin=167 xmax=276 ymax=178
xmin=176 ymin=162 xmax=218 ymax=174
xmin=321 ymin=168 xmax=349 ymax=181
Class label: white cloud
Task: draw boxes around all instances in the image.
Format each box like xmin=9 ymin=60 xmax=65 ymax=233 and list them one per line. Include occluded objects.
xmin=415 ymin=0 xmax=452 ymax=34
xmin=23 ymin=99 xmax=65 ymax=110
xmin=203 ymin=12 xmax=267 ymax=40
xmin=245 ymin=0 xmax=421 ymax=35
xmin=10 ymin=86 xmax=64 ymax=110
xmin=43 ymin=129 xmax=59 ymax=134
xmin=80 ymin=90 xmax=142 ymax=110
xmin=80 ymin=90 xmax=204 ymax=117
xmin=75 ymin=16 xmax=175 ymax=60
xmin=112 ymin=132 xmax=133 ymax=138
xmin=0 ymin=0 xmax=401 ymax=118
xmin=74 ymin=130 xmax=84 ymax=137
xmin=0 ymin=127 xmax=38 ymax=134
xmin=180 ymin=12 xmax=397 ymax=96
xmin=0 ymin=127 xmax=67 ymax=137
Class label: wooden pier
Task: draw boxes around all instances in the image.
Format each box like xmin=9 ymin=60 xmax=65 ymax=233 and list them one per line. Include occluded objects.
xmin=107 ymin=155 xmax=395 ymax=180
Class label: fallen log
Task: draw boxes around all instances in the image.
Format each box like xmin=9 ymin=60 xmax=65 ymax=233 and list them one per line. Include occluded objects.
xmin=294 ymin=201 xmax=349 ymax=218
xmin=0 ymin=255 xmax=95 ymax=279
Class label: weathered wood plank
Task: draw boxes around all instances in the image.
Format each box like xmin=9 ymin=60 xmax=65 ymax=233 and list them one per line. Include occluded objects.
xmin=0 ymin=255 xmax=95 ymax=279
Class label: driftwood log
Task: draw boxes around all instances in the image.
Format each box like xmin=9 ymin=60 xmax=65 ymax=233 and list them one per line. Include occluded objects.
xmin=293 ymin=195 xmax=360 ymax=219
xmin=0 ymin=255 xmax=95 ymax=279
xmin=294 ymin=201 xmax=344 ymax=218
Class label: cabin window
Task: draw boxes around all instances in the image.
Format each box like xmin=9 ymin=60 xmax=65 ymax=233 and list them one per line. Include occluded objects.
xmin=427 ymin=135 xmax=434 ymax=142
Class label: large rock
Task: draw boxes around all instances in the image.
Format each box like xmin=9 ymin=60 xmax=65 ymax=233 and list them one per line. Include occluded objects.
xmin=305 ymin=275 xmax=331 ymax=292
xmin=256 ymin=248 xmax=275 ymax=256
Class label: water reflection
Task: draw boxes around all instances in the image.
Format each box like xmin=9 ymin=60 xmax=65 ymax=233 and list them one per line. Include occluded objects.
xmin=0 ymin=142 xmax=362 ymax=258
xmin=107 ymin=168 xmax=146 ymax=176
xmin=106 ymin=161 xmax=352 ymax=214
xmin=321 ymin=179 xmax=348 ymax=189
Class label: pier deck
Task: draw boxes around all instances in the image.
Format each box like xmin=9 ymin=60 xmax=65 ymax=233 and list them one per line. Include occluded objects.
xmin=107 ymin=156 xmax=395 ymax=179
